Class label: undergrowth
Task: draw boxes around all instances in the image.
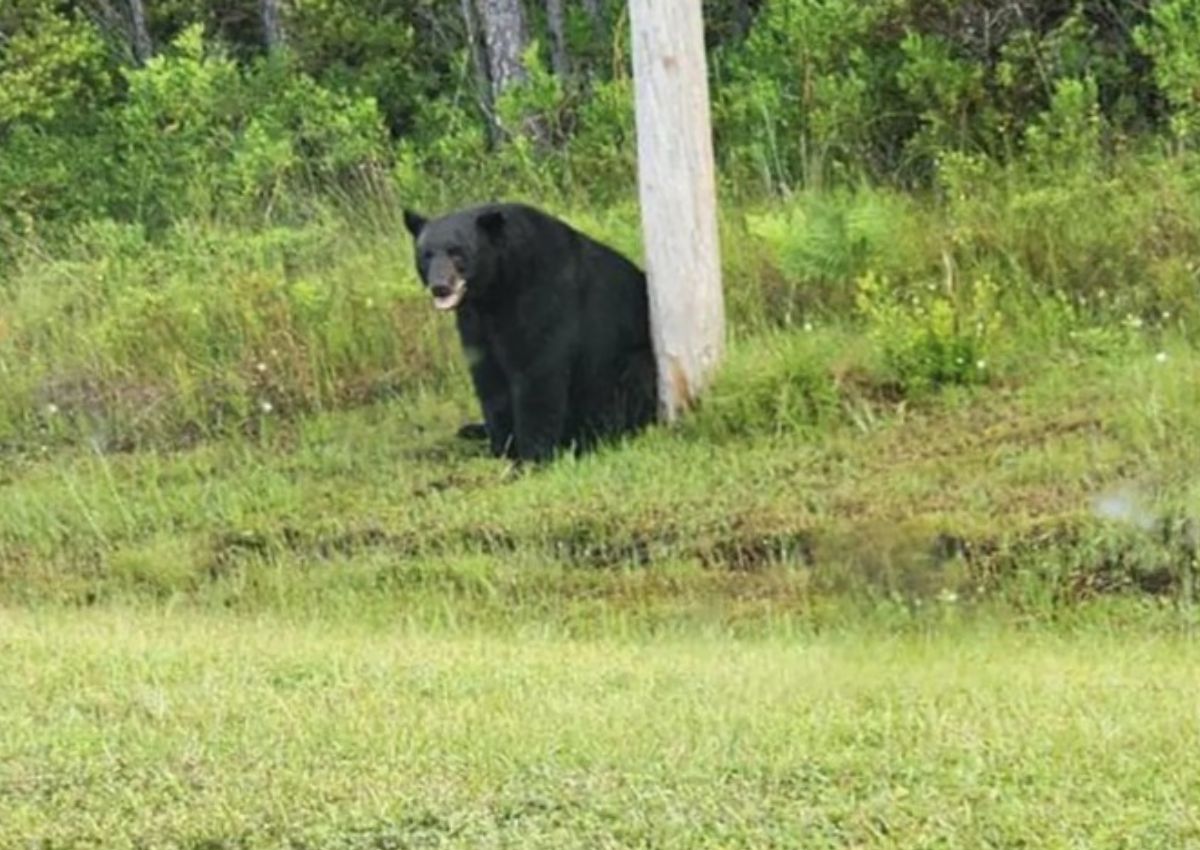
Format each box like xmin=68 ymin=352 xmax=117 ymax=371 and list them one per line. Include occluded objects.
xmin=3 ymin=145 xmax=1199 ymax=451
xmin=3 ymin=107 xmax=1200 ymax=621
xmin=3 ymin=329 xmax=1198 ymax=625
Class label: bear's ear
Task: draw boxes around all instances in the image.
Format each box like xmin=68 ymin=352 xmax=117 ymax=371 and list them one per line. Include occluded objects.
xmin=403 ymin=209 xmax=427 ymax=238
xmin=476 ymin=210 xmax=505 ymax=240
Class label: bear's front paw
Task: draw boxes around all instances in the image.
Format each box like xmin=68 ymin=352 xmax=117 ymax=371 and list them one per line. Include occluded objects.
xmin=456 ymin=422 xmax=489 ymax=441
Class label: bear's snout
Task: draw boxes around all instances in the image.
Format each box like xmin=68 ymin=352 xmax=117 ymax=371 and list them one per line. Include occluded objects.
xmin=430 ymin=277 xmax=467 ymax=311
xmin=422 ymin=252 xmax=468 ymax=312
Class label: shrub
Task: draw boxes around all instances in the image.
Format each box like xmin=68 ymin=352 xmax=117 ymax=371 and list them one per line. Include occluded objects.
xmin=855 ymin=270 xmax=999 ymax=395
xmin=1135 ymin=0 xmax=1200 ymax=148
xmin=689 ymin=331 xmax=843 ymax=439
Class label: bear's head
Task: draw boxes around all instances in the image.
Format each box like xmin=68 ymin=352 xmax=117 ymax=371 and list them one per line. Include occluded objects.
xmin=403 ymin=207 xmax=505 ymax=312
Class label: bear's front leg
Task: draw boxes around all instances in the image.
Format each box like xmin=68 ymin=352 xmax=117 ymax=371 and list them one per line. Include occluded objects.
xmin=460 ymin=349 xmax=514 ymax=456
xmin=511 ymin=366 xmax=569 ymax=463
xmin=457 ymin=310 xmax=515 ymax=457
xmin=470 ymin=359 xmax=515 ymax=458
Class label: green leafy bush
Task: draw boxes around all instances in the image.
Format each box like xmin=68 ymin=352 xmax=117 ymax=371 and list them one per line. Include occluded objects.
xmin=1 ymin=23 xmax=388 ymax=236
xmin=714 ymin=0 xmax=897 ymax=193
xmin=109 ymin=26 xmax=388 ymax=229
xmin=689 ymin=331 xmax=842 ymax=439
xmin=1135 ymin=0 xmax=1200 ymax=147
xmin=856 ymin=270 xmax=999 ymax=395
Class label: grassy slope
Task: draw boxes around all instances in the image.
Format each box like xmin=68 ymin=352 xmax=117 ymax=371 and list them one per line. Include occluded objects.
xmin=3 ymin=608 xmax=1199 ymax=848
xmin=5 ymin=186 xmax=1200 ymax=846
xmin=2 ymin=328 xmax=1198 ymax=625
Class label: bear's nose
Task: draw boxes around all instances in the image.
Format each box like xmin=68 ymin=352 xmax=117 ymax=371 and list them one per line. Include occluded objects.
xmin=431 ymin=283 xmax=454 ymax=298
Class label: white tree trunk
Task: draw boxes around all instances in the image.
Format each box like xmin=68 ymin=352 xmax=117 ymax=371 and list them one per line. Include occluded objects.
xmin=734 ymin=0 xmax=754 ymax=37
xmin=629 ymin=0 xmax=725 ymax=421
xmin=475 ymin=0 xmax=530 ymax=100
xmin=546 ymin=0 xmax=570 ymax=78
xmin=129 ymin=0 xmax=151 ymax=64
xmin=460 ymin=0 xmax=496 ymax=134
xmin=261 ymin=0 xmax=286 ymax=51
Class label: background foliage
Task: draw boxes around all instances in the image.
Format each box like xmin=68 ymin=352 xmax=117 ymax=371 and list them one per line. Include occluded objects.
xmin=8 ymin=9 xmax=1200 ymax=845
xmin=2 ymin=0 xmax=1200 ymax=444
xmin=3 ymin=0 xmax=1199 ymax=230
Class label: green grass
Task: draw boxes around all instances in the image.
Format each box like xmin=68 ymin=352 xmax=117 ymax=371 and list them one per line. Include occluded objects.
xmin=5 ymin=180 xmax=1200 ymax=846
xmin=3 ymin=323 xmax=1199 ymax=620
xmin=5 ymin=157 xmax=1199 ymax=451
xmin=3 ymin=608 xmax=1199 ymax=848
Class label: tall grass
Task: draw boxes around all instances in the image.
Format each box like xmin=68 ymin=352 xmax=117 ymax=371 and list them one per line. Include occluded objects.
xmin=0 ymin=212 xmax=462 ymax=449
xmin=3 ymin=329 xmax=1198 ymax=621
xmin=4 ymin=148 xmax=1200 ymax=450
xmin=4 ymin=148 xmax=1200 ymax=619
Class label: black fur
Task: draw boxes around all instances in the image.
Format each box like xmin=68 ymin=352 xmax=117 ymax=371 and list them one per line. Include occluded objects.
xmin=404 ymin=202 xmax=657 ymax=462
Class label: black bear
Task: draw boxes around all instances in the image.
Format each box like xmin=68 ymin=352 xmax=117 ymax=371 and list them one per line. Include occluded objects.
xmin=403 ymin=202 xmax=658 ymax=462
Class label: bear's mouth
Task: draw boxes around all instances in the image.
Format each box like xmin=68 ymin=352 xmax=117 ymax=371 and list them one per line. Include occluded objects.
xmin=431 ymin=277 xmax=467 ymax=311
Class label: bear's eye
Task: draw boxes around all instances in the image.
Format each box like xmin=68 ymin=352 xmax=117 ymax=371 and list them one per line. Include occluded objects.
xmin=420 ymin=250 xmax=432 ymax=264
xmin=447 ymin=246 xmax=464 ymax=261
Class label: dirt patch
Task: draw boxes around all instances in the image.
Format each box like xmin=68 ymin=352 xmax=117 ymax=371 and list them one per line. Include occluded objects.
xmin=698 ymin=531 xmax=815 ymax=571
xmin=202 ymin=510 xmax=1199 ymax=608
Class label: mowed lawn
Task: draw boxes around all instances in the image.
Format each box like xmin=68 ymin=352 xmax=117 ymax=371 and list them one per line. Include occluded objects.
xmin=3 ymin=608 xmax=1198 ymax=849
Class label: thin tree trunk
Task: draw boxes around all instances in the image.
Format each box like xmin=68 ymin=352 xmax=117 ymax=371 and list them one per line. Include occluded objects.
xmin=461 ymin=0 xmax=497 ymax=140
xmin=734 ymin=0 xmax=753 ymax=37
xmin=475 ymin=0 xmax=530 ymax=101
xmin=129 ymin=0 xmax=151 ymax=64
xmin=629 ymin=0 xmax=725 ymax=421
xmin=261 ymin=0 xmax=285 ymax=51
xmin=546 ymin=0 xmax=570 ymax=78
xmin=581 ymin=0 xmax=602 ymax=26
xmin=578 ymin=0 xmax=604 ymax=80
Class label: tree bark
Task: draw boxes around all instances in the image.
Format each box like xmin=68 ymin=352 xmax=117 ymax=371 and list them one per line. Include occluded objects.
xmin=261 ymin=0 xmax=285 ymax=51
xmin=546 ymin=0 xmax=570 ymax=78
xmin=461 ymin=0 xmax=497 ymax=139
xmin=475 ymin=0 xmax=530 ymax=101
xmin=129 ymin=0 xmax=151 ymax=64
xmin=733 ymin=0 xmax=753 ymax=38
xmin=629 ymin=0 xmax=725 ymax=421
